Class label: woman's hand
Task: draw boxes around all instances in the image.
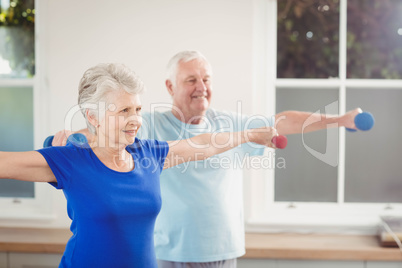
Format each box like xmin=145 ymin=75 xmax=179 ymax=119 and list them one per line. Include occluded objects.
xmin=164 ymin=127 xmax=279 ymax=170
xmin=246 ymin=126 xmax=278 ymax=148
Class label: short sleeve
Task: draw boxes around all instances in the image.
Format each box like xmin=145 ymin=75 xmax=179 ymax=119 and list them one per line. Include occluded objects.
xmin=147 ymin=140 xmax=170 ymax=172
xmin=36 ymin=145 xmax=75 ymax=189
xmin=133 ymin=139 xmax=169 ymax=173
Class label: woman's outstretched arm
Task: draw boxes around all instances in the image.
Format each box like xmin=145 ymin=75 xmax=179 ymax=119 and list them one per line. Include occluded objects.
xmin=0 ymin=151 xmax=56 ymax=182
xmin=163 ymin=127 xmax=277 ymax=170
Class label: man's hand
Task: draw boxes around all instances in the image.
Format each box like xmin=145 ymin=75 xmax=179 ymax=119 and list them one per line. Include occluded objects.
xmin=52 ymin=130 xmax=73 ymax=146
xmin=341 ymin=107 xmax=362 ymax=130
xmin=52 ymin=129 xmax=94 ymax=146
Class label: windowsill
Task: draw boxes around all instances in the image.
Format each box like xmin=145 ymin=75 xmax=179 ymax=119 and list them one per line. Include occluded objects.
xmin=0 ymin=227 xmax=71 ymax=254
xmin=0 ymin=227 xmax=401 ymax=261
xmin=243 ymin=232 xmax=402 ymax=261
xmin=0 ymin=213 xmax=55 ymax=221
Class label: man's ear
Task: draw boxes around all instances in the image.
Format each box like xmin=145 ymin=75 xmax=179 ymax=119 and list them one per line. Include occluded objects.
xmin=166 ymin=80 xmax=174 ymax=96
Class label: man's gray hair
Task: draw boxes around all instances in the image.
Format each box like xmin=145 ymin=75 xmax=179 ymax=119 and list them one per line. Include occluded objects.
xmin=78 ymin=63 xmax=145 ymax=134
xmin=166 ymin=50 xmax=212 ymax=86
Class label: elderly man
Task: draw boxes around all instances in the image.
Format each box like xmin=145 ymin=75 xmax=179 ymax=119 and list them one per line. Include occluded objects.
xmin=53 ymin=51 xmax=359 ymax=268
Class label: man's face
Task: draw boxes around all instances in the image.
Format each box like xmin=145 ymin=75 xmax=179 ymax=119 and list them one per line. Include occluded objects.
xmin=168 ymin=58 xmax=212 ymax=121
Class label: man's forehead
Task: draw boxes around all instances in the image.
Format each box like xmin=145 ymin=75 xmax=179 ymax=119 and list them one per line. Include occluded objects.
xmin=178 ymin=59 xmax=212 ymax=77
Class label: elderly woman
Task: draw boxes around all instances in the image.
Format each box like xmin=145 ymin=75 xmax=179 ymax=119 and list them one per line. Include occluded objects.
xmin=0 ymin=63 xmax=277 ymax=268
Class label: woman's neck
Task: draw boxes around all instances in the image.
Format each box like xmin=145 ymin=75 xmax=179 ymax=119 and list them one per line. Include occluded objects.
xmin=91 ymin=140 xmax=134 ymax=172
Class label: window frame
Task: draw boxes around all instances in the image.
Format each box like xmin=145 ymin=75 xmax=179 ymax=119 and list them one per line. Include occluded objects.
xmin=0 ymin=0 xmax=54 ymax=221
xmin=245 ymin=0 xmax=402 ymax=234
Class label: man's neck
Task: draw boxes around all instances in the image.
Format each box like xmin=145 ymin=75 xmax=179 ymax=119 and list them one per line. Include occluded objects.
xmin=171 ymin=109 xmax=206 ymax=125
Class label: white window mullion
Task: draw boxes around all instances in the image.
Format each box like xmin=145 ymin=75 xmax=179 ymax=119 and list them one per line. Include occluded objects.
xmin=34 ymin=0 xmax=50 ymax=150
xmin=337 ymin=0 xmax=348 ymax=205
xmin=339 ymin=0 xmax=348 ymax=82
xmin=265 ymin=0 xmax=277 ymax=207
xmin=0 ymin=79 xmax=34 ymax=87
xmin=275 ymin=79 xmax=340 ymax=89
xmin=346 ymin=79 xmax=402 ymax=89
xmin=246 ymin=0 xmax=278 ymax=222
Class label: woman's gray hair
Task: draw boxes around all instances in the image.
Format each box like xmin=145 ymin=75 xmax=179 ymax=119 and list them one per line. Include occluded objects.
xmin=78 ymin=63 xmax=145 ymax=134
xmin=165 ymin=50 xmax=212 ymax=86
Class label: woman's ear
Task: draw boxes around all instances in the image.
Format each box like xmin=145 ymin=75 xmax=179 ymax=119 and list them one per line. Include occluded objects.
xmin=86 ymin=109 xmax=99 ymax=128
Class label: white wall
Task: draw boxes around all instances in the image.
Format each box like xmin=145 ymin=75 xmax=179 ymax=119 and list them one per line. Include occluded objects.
xmin=46 ymin=0 xmax=255 ymax=132
xmin=14 ymin=0 xmax=261 ymax=228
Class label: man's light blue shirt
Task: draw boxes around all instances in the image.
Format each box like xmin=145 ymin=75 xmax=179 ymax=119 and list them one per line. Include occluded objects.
xmin=137 ymin=109 xmax=273 ymax=262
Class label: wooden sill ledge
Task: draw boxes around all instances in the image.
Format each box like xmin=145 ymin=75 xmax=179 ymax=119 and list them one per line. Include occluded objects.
xmin=0 ymin=227 xmax=71 ymax=254
xmin=0 ymin=228 xmax=401 ymax=261
xmin=243 ymin=233 xmax=402 ymax=261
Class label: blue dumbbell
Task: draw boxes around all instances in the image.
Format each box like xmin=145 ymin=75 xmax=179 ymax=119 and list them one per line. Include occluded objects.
xmin=346 ymin=111 xmax=375 ymax=132
xmin=43 ymin=136 xmax=54 ymax=148
xmin=43 ymin=133 xmax=88 ymax=148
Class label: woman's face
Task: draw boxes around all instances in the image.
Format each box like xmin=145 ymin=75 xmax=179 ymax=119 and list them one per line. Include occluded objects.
xmin=97 ymin=90 xmax=142 ymax=147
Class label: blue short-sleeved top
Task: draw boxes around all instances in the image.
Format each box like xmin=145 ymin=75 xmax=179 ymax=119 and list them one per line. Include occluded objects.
xmin=37 ymin=138 xmax=169 ymax=268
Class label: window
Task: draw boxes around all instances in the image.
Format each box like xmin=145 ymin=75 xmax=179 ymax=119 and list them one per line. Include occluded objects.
xmin=0 ymin=0 xmax=35 ymax=199
xmin=246 ymin=0 xmax=402 ymax=233
xmin=0 ymin=0 xmax=51 ymax=219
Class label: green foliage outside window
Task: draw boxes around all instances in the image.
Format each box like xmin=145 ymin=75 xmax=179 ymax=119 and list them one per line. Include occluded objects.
xmin=277 ymin=0 xmax=402 ymax=79
xmin=0 ymin=0 xmax=35 ymax=77
xmin=277 ymin=0 xmax=339 ymax=78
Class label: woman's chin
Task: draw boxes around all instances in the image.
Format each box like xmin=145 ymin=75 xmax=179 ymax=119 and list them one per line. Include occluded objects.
xmin=122 ymin=135 xmax=136 ymax=145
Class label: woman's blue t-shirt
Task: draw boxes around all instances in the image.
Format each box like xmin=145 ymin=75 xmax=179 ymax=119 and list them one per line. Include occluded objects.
xmin=37 ymin=138 xmax=169 ymax=268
